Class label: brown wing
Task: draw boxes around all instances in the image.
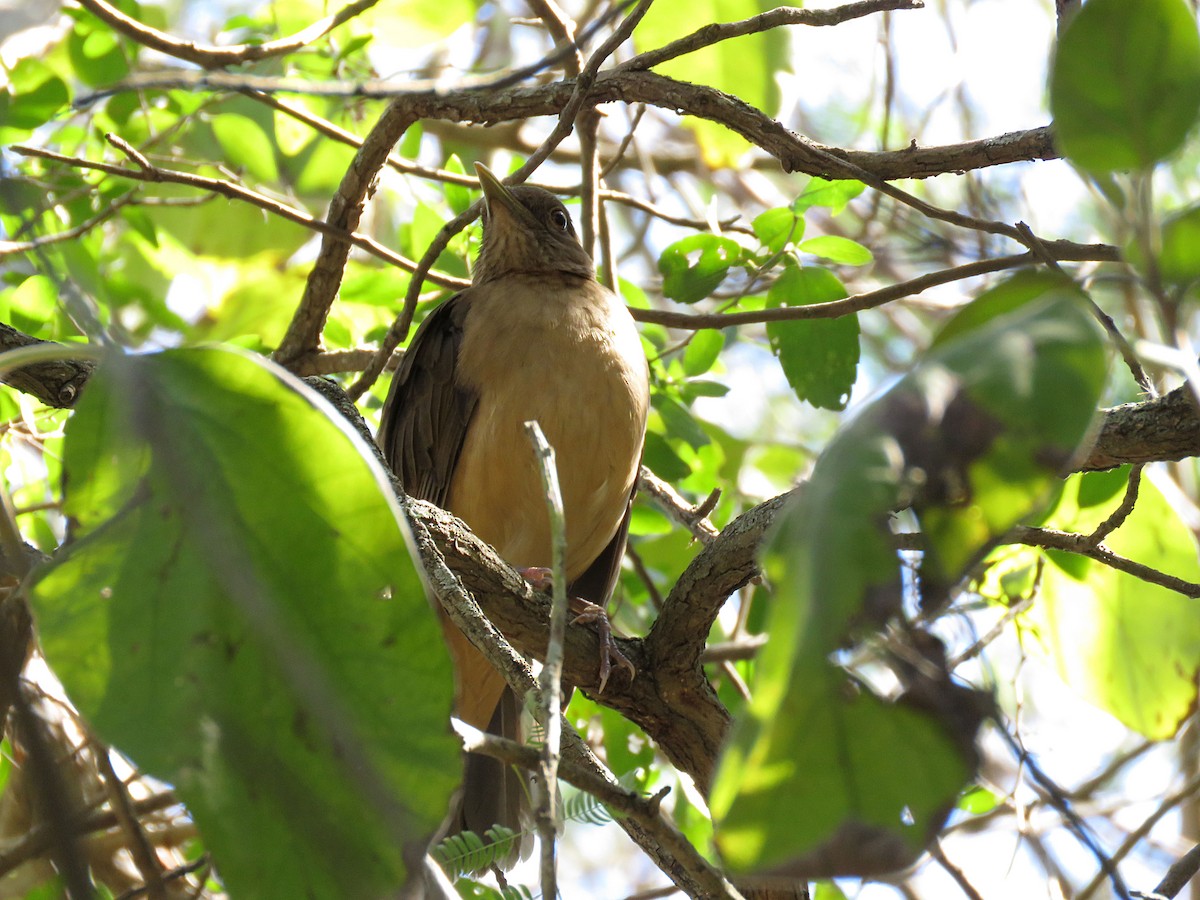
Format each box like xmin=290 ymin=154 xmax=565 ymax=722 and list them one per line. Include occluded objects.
xmin=377 ymin=291 xmax=477 ymax=505
xmin=567 ymin=485 xmax=636 ymax=607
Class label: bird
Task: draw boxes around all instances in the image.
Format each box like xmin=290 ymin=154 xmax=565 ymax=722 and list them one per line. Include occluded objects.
xmin=377 ymin=162 xmax=650 ymax=860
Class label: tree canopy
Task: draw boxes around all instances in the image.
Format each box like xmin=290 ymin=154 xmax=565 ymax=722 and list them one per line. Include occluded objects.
xmin=1 ymin=0 xmax=1200 ymax=898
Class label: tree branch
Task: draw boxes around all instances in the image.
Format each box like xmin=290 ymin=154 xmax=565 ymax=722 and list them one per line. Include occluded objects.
xmin=77 ymin=69 xmax=1061 ymax=181
xmin=75 ymin=0 xmax=382 ymax=70
xmin=0 ymin=324 xmax=95 ymax=409
xmin=632 ymin=244 xmax=1119 ymax=330
xmin=618 ymin=0 xmax=923 ymax=72
xmin=275 ymin=102 xmax=420 ymax=368
xmin=1080 ymin=385 xmax=1200 ymax=472
xmin=10 ymin=143 xmax=466 ymax=294
xmin=460 ymin=726 xmax=743 ymax=898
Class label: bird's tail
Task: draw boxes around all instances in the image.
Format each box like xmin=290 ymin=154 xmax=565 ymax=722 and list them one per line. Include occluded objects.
xmin=448 ymin=686 xmax=530 ymax=870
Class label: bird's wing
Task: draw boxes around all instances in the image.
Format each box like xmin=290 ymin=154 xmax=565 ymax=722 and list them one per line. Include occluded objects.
xmin=567 ymin=483 xmax=636 ymax=607
xmin=377 ymin=291 xmax=477 ymax=506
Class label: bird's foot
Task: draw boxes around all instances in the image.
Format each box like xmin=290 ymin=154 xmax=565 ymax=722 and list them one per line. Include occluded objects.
xmin=569 ymin=598 xmax=636 ymax=694
xmin=518 ymin=566 xmax=554 ymax=592
xmin=518 ymin=567 xmax=635 ymax=693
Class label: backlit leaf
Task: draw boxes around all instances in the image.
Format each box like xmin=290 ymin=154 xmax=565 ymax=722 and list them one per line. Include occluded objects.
xmin=766 ymin=266 xmax=859 ymax=410
xmin=1050 ymin=0 xmax=1200 ymax=171
xmin=711 ymin=280 xmax=1107 ymax=877
xmin=31 ymin=347 xmax=458 ymax=898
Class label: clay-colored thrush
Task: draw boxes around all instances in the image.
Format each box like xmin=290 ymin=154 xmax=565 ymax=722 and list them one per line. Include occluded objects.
xmin=378 ymin=163 xmax=650 ymax=850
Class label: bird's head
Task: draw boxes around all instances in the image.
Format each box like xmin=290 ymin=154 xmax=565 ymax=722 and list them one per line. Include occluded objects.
xmin=472 ymin=162 xmax=595 ymax=284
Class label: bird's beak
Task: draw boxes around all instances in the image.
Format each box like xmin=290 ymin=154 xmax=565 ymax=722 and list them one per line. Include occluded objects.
xmin=474 ymin=162 xmax=530 ymax=227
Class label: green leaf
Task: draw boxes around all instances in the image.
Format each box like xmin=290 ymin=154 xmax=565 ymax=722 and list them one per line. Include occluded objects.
xmin=958 ymin=786 xmax=1000 ymax=815
xmin=798 ymin=235 xmax=873 ymax=266
xmin=813 ymin=882 xmax=850 ymax=900
xmin=918 ymin=285 xmax=1110 ymax=588
xmin=711 ymin=285 xmax=1108 ymax=878
xmin=4 ymin=274 xmax=59 ymax=339
xmin=766 ymin=266 xmax=859 ymax=410
xmin=30 ymin=347 xmax=458 ymax=898
xmin=635 ymin=0 xmax=787 ymax=166
xmin=932 ymin=269 xmax=1083 ymax=348
xmin=274 ymin=102 xmax=315 ymax=156
xmin=1026 ymin=469 xmax=1200 ymax=739
xmin=653 ymin=391 xmax=711 ymax=449
xmin=752 ymin=208 xmax=802 ymax=254
xmin=444 ymin=155 xmax=471 ymax=215
xmin=642 ymin=431 xmax=691 ymax=482
xmin=681 ymin=379 xmax=730 ymax=399
xmin=211 ymin=113 xmax=280 ymax=184
xmin=681 ymin=329 xmax=725 ymax=377
xmin=1050 ymin=0 xmax=1200 ymax=172
xmin=659 ymin=234 xmax=743 ymax=304
xmin=0 ymin=59 xmax=70 ymax=137
xmin=68 ymin=21 xmax=130 ymax=86
xmin=1160 ymin=204 xmax=1200 ymax=285
xmin=360 ymin=0 xmax=479 ymax=46
xmin=122 ymin=206 xmax=159 ymax=247
xmin=792 ymin=178 xmax=865 ymax=215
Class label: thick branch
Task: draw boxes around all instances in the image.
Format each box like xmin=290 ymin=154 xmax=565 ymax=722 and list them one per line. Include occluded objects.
xmin=0 ymin=324 xmax=95 ymax=409
xmin=411 ymin=499 xmax=731 ymax=795
xmin=1080 ymin=385 xmax=1200 ymax=471
xmin=276 ymin=102 xmax=419 ymax=368
xmin=646 ymin=494 xmax=789 ymax=680
xmin=81 ymin=69 xmax=1061 ymax=181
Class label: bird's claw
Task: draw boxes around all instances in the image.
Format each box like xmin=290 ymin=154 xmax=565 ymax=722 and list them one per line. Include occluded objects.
xmin=570 ymin=598 xmax=635 ymax=694
xmin=518 ymin=566 xmax=554 ymax=592
xmin=520 ymin=568 xmax=635 ymax=693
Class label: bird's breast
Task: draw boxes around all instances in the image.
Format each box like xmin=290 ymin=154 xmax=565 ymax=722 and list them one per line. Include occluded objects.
xmin=448 ymin=277 xmax=649 ymax=579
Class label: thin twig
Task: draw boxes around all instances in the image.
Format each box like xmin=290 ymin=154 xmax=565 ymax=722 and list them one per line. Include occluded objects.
xmin=631 ymin=245 xmax=1120 ymax=330
xmin=349 ymin=0 xmax=656 ymax=400
xmin=928 ymin=840 xmax=986 ymax=900
xmin=1153 ymin=842 xmax=1200 ymax=899
xmin=73 ymin=70 xmax=1062 ymax=181
xmin=1076 ymin=773 xmax=1200 ymax=900
xmin=1089 ymin=464 xmax=1143 ymax=544
xmin=524 ymin=421 xmax=568 ymax=900
xmin=1013 ymin=526 xmax=1200 ymax=597
xmin=638 ymin=468 xmax=720 ymax=543
xmin=618 ymin=0 xmax=924 ymax=72
xmin=11 ymin=143 xmax=465 ymax=289
xmin=93 ymin=742 xmax=168 ymax=900
xmin=404 ymin=501 xmax=742 ymax=899
xmin=1015 ymin=221 xmax=1153 ymax=395
xmin=76 ymin=0 xmax=382 ymax=69
xmin=460 ymin=729 xmax=744 ymax=900
xmin=701 ymin=636 xmax=768 ymax=663
xmin=246 ymin=95 xmax=745 ymax=233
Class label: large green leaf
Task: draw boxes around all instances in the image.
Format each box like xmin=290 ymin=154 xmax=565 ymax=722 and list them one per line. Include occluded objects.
xmin=711 ymin=280 xmax=1108 ymax=877
xmin=1050 ymin=0 xmax=1200 ymax=172
xmin=1025 ymin=468 xmax=1200 ymax=739
xmin=30 ymin=347 xmax=458 ymax=899
xmin=766 ymin=266 xmax=859 ymax=411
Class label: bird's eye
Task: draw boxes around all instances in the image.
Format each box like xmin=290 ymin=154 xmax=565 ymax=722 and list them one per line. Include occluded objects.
xmin=549 ymin=208 xmax=571 ymax=232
